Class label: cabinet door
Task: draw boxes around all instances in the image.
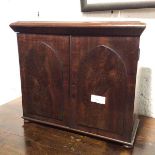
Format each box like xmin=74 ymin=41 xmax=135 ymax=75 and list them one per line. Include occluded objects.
xmin=18 ymin=34 xmax=69 ymax=123
xmin=70 ymin=36 xmax=130 ymax=136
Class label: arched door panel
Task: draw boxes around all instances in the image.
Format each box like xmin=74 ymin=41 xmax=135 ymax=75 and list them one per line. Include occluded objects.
xmin=71 ymin=37 xmax=128 ymax=135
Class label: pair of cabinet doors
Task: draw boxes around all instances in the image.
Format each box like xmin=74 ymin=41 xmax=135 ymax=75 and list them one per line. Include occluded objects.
xmin=18 ymin=33 xmax=138 ymax=140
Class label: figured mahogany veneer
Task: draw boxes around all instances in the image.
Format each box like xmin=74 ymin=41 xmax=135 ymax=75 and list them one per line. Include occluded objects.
xmin=10 ymin=21 xmax=145 ymax=146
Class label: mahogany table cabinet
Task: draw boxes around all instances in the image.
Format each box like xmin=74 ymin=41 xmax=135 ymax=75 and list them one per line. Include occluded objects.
xmin=10 ymin=21 xmax=145 ymax=146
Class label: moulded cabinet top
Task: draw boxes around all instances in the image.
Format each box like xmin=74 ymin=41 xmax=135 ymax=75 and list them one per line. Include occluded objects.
xmin=10 ymin=21 xmax=146 ymax=36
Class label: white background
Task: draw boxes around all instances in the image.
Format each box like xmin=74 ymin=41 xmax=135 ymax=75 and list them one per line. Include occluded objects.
xmin=0 ymin=0 xmax=155 ymax=117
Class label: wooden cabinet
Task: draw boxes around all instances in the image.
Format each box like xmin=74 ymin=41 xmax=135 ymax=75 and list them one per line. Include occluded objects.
xmin=10 ymin=21 xmax=145 ymax=146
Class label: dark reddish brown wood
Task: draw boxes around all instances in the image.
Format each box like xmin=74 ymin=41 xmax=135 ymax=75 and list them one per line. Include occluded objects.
xmin=71 ymin=38 xmax=127 ymax=133
xmin=17 ymin=34 xmax=70 ymax=125
xmin=10 ymin=21 xmax=145 ymax=146
xmin=10 ymin=21 xmax=145 ymax=36
xmin=70 ymin=36 xmax=140 ymax=143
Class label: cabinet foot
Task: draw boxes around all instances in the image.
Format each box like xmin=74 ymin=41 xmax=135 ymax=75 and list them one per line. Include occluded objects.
xmin=123 ymin=145 xmax=133 ymax=149
xmin=24 ymin=119 xmax=30 ymax=123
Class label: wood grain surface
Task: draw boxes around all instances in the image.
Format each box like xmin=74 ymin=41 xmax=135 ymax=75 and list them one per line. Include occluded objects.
xmin=10 ymin=21 xmax=145 ymax=146
xmin=10 ymin=21 xmax=145 ymax=36
xmin=0 ymin=98 xmax=155 ymax=155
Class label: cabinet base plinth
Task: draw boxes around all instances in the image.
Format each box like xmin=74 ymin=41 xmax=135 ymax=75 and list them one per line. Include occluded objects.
xmin=22 ymin=116 xmax=139 ymax=146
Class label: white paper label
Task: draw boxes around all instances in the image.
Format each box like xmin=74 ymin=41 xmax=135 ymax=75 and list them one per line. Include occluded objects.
xmin=91 ymin=95 xmax=106 ymax=104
